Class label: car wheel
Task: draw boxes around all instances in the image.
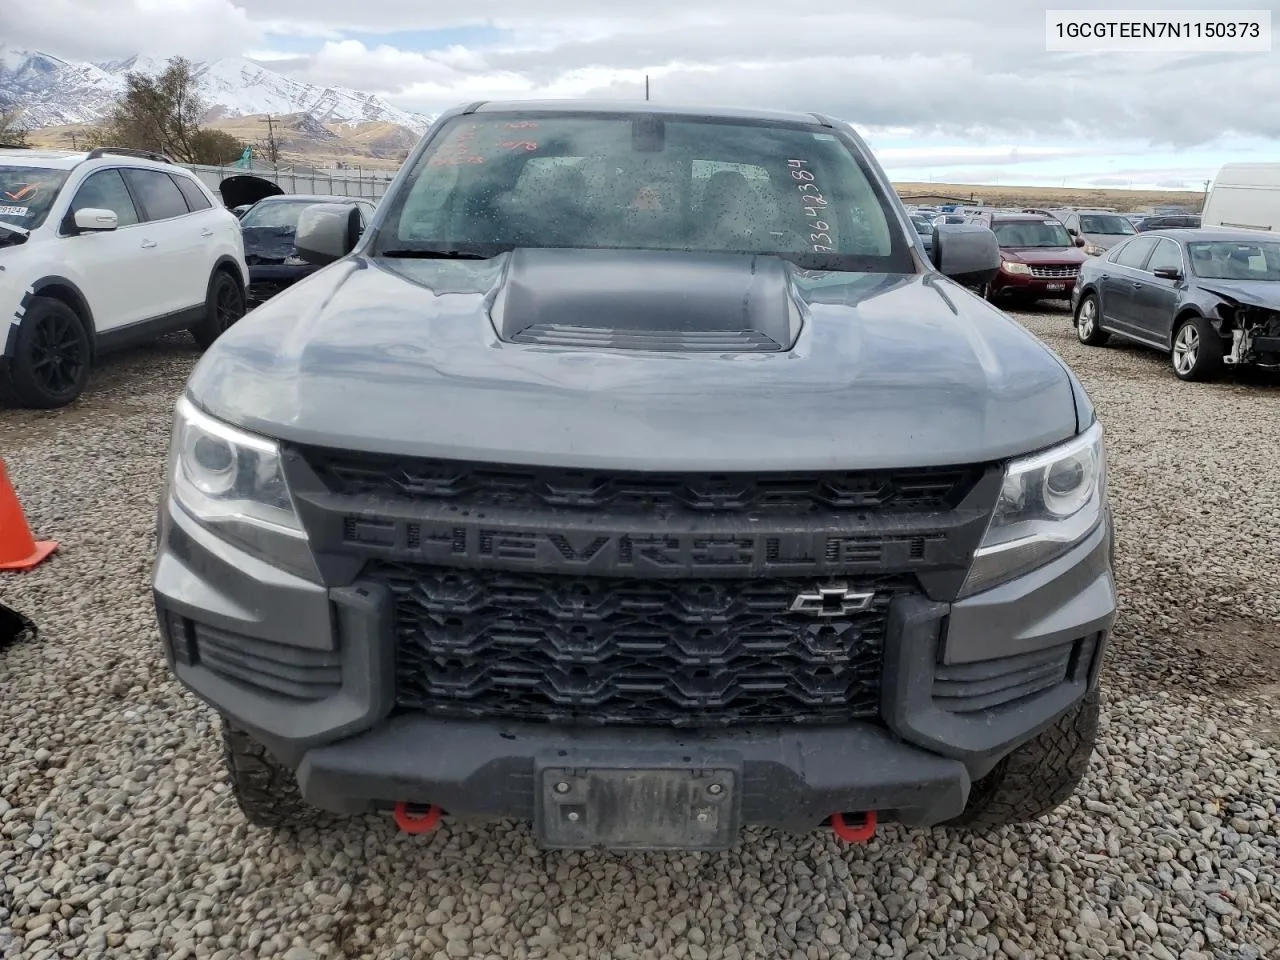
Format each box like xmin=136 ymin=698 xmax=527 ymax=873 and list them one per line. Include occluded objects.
xmin=1074 ymin=293 xmax=1110 ymax=346
xmin=1171 ymin=314 xmax=1224 ymax=382
xmin=220 ymin=718 xmax=330 ymax=830
xmin=0 ymin=296 xmax=92 ymax=409
xmin=190 ymin=270 xmax=246 ymax=350
xmin=943 ymin=690 xmax=1101 ymax=830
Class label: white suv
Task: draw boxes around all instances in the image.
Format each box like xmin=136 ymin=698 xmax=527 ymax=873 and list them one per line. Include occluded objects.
xmin=0 ymin=146 xmax=249 ymax=408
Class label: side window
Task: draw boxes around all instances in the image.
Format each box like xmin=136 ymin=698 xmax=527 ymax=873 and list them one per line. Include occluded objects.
xmin=68 ymin=169 xmax=140 ymax=228
xmin=121 ymin=168 xmax=190 ymax=221
xmin=1064 ymin=214 xmax=1079 ymax=232
xmin=172 ymin=174 xmax=212 ymax=211
xmin=1113 ymin=236 xmax=1158 ymax=270
xmin=1147 ymin=238 xmax=1183 ymax=274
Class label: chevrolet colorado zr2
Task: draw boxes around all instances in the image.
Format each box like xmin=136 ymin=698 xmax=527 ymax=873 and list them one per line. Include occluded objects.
xmin=152 ymin=101 xmax=1117 ymax=851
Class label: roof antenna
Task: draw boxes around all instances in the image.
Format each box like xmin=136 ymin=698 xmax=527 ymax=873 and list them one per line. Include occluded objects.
xmin=645 ymin=75 xmax=650 ymax=101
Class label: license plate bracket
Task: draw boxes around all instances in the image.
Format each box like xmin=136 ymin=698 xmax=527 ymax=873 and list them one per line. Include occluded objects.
xmin=535 ymin=761 xmax=741 ymax=851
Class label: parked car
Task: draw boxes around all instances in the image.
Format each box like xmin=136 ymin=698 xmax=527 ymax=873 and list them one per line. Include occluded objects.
xmin=1071 ymin=227 xmax=1280 ymax=381
xmin=0 ymin=146 xmax=248 ymax=408
xmin=932 ymin=213 xmax=967 ymax=226
xmin=1135 ymin=215 xmax=1200 ymax=232
xmin=909 ymin=212 xmax=934 ymax=254
xmin=239 ymin=194 xmax=378 ymax=302
xmin=974 ymin=213 xmax=1086 ymax=304
xmin=153 ymin=99 xmax=1115 ymax=853
xmin=1059 ymin=209 xmax=1138 ymax=256
xmin=1202 ymin=163 xmax=1280 ymax=232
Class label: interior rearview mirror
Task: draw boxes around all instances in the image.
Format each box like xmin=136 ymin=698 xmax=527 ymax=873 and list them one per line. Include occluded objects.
xmin=294 ymin=203 xmax=362 ymax=266
xmin=73 ymin=208 xmax=118 ymax=232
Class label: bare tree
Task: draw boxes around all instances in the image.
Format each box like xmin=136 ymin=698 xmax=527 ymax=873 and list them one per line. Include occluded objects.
xmin=0 ymin=107 xmax=30 ymax=146
xmin=88 ymin=57 xmax=213 ymax=163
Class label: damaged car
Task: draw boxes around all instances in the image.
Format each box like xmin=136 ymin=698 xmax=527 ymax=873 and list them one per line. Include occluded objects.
xmin=1071 ymin=228 xmax=1280 ymax=382
xmin=238 ymin=194 xmax=377 ymax=302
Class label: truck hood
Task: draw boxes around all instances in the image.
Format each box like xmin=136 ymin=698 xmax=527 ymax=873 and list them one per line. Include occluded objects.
xmin=1002 ymin=247 xmax=1086 ymax=265
xmin=187 ymin=249 xmax=1079 ymax=471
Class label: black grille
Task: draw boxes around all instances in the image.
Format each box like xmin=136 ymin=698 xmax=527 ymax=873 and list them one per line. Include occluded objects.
xmin=375 ymin=562 xmax=910 ymax=727
xmin=300 ymin=451 xmax=982 ymax=516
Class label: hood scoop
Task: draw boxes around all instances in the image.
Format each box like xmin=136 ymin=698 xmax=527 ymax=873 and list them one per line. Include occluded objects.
xmin=491 ymin=248 xmax=802 ymax=352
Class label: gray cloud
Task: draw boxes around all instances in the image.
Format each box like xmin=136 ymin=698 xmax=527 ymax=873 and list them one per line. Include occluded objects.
xmin=4 ymin=0 xmax=1278 ymax=149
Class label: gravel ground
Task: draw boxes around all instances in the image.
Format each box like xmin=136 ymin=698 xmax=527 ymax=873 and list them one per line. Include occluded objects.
xmin=2 ymin=304 xmax=1279 ymax=960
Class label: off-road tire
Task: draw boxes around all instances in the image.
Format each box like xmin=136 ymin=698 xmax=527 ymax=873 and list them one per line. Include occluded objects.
xmin=220 ymin=718 xmax=322 ymax=829
xmin=0 ymin=296 xmax=92 ymax=409
xmin=190 ymin=269 xmax=246 ymax=350
xmin=945 ymin=690 xmax=1101 ymax=830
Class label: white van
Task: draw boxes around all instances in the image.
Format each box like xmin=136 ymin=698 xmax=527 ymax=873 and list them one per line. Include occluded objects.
xmin=1202 ymin=163 xmax=1280 ymax=232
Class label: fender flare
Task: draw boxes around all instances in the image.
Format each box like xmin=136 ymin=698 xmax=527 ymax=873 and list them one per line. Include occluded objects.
xmin=4 ymin=276 xmax=97 ymax=359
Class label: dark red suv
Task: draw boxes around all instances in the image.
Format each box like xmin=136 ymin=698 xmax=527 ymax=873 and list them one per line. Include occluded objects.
xmin=977 ymin=214 xmax=1087 ymax=304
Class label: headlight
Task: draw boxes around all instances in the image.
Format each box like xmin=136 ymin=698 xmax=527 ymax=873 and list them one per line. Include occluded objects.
xmin=284 ymin=254 xmax=308 ymax=266
xmin=960 ymin=420 xmax=1106 ymax=597
xmin=168 ymin=395 xmax=319 ymax=580
xmin=1001 ymin=261 xmax=1031 ymax=275
xmin=1083 ymin=244 xmax=1104 ymax=256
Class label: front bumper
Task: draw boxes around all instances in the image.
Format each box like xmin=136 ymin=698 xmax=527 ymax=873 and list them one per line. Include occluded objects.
xmin=246 ymin=264 xmax=315 ymax=301
xmin=153 ymin=493 xmax=1117 ymax=831
xmin=991 ymin=270 xmax=1078 ymax=298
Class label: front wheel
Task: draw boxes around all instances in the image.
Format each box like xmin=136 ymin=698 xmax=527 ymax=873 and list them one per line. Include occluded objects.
xmin=1074 ymin=293 xmax=1109 ymax=346
xmin=190 ymin=270 xmax=246 ymax=350
xmin=944 ymin=691 xmax=1101 ymax=830
xmin=221 ymin=719 xmax=324 ymax=830
xmin=0 ymin=296 xmax=92 ymax=409
xmin=1171 ymin=314 xmax=1224 ymax=382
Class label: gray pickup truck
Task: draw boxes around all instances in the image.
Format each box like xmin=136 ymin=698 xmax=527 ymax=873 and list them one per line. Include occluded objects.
xmin=152 ymin=100 xmax=1117 ymax=851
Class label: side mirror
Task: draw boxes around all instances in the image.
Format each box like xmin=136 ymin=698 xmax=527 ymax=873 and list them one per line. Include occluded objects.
xmin=1074 ymin=236 xmax=1086 ymax=247
xmin=73 ymin=208 xmax=118 ymax=232
xmin=1067 ymin=227 xmax=1078 ymax=236
xmin=294 ymin=203 xmax=362 ymax=266
xmin=931 ymin=222 xmax=1000 ymax=288
xmin=1153 ymin=267 xmax=1182 ymax=281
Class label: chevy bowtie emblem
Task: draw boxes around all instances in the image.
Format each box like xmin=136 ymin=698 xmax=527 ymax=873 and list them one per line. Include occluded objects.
xmin=790 ymin=584 xmax=876 ymax=617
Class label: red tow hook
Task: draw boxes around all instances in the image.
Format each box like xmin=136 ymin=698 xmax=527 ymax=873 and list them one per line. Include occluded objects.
xmin=394 ymin=801 xmax=443 ymax=834
xmin=831 ymin=811 xmax=877 ymax=843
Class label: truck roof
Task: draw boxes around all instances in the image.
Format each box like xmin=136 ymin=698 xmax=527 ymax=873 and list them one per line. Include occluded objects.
xmin=465 ymin=99 xmax=833 ymax=126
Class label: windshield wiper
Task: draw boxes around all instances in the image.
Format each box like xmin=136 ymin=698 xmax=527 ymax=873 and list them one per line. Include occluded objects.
xmin=380 ymin=248 xmax=492 ymax=260
xmin=0 ymin=220 xmax=31 ymax=239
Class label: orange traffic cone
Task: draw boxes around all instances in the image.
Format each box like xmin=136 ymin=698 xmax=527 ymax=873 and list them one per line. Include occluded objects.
xmin=0 ymin=459 xmax=57 ymax=571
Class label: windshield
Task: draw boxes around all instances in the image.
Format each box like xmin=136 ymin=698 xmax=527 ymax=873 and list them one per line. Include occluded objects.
xmin=239 ymin=199 xmax=319 ymax=229
xmin=992 ymin=220 xmax=1072 ymax=248
xmin=1080 ymin=214 xmax=1136 ymax=236
xmin=1188 ymin=240 xmax=1280 ymax=281
xmin=0 ymin=166 xmax=70 ymax=232
xmin=376 ymin=112 xmax=912 ymax=273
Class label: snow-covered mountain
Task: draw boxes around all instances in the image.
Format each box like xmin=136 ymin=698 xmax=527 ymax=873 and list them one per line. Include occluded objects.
xmin=0 ymin=45 xmax=433 ymax=134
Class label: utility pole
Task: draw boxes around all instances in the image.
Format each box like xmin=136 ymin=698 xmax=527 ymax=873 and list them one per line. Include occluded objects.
xmin=645 ymin=75 xmax=650 ymax=101
xmin=259 ymin=115 xmax=279 ymax=165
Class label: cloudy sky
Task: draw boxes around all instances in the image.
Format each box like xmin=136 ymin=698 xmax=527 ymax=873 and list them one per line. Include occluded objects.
xmin=6 ymin=0 xmax=1279 ymax=189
